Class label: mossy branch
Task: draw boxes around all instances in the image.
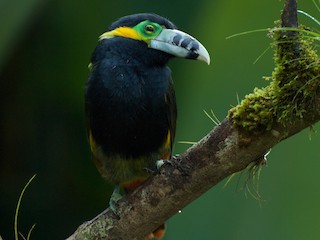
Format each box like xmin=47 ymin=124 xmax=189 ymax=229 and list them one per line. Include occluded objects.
xmin=67 ymin=0 xmax=320 ymax=239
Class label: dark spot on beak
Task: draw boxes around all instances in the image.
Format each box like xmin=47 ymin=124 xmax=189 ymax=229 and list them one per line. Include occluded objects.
xmin=185 ymin=41 xmax=200 ymax=59
xmin=173 ymin=35 xmax=182 ymax=46
xmin=189 ymin=42 xmax=199 ymax=51
xmin=186 ymin=52 xmax=199 ymax=59
xmin=181 ymin=38 xmax=192 ymax=48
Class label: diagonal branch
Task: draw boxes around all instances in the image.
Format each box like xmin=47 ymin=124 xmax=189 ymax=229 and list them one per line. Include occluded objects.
xmin=67 ymin=0 xmax=320 ymax=239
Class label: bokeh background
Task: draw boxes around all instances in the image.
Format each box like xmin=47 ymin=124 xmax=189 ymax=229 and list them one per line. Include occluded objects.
xmin=1 ymin=0 xmax=320 ymax=239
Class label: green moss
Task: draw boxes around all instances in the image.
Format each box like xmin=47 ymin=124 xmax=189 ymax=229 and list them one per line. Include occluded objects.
xmin=229 ymin=87 xmax=275 ymax=131
xmin=228 ymin=26 xmax=320 ymax=133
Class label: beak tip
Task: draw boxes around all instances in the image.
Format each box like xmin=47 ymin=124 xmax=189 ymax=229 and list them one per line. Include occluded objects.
xmin=197 ymin=49 xmax=211 ymax=65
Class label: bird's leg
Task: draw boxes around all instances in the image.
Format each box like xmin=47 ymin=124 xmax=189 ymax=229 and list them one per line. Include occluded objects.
xmin=109 ymin=185 xmax=122 ymax=214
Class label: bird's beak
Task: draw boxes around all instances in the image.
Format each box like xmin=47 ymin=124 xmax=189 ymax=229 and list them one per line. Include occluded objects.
xmin=150 ymin=29 xmax=210 ymax=65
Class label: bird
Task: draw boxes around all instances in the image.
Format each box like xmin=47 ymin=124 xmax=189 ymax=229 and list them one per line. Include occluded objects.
xmin=85 ymin=13 xmax=210 ymax=239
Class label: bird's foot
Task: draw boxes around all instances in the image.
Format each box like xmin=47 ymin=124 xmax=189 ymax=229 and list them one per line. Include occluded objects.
xmin=156 ymin=154 xmax=181 ymax=170
xmin=172 ymin=154 xmax=180 ymax=161
xmin=145 ymin=156 xmax=178 ymax=174
xmin=144 ymin=160 xmax=172 ymax=174
xmin=109 ymin=185 xmax=122 ymax=215
xmin=156 ymin=159 xmax=173 ymax=170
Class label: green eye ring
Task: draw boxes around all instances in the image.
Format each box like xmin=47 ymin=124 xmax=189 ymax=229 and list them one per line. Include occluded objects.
xmin=133 ymin=20 xmax=163 ymax=41
xmin=144 ymin=24 xmax=155 ymax=34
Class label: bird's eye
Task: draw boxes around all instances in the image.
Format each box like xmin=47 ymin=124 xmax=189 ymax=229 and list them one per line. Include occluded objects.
xmin=145 ymin=24 xmax=155 ymax=34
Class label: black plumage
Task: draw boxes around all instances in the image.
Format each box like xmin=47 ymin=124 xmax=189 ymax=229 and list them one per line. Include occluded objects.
xmin=85 ymin=13 xmax=209 ymax=239
xmin=85 ymin=14 xmax=176 ymax=186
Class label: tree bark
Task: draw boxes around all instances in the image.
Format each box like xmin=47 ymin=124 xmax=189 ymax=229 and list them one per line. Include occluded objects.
xmin=67 ymin=0 xmax=320 ymax=239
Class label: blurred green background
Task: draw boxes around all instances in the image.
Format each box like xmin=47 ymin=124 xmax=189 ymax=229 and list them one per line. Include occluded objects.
xmin=1 ymin=0 xmax=320 ymax=239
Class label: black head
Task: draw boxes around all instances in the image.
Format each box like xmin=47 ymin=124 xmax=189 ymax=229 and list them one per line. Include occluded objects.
xmin=108 ymin=13 xmax=177 ymax=31
xmin=95 ymin=13 xmax=210 ymax=66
